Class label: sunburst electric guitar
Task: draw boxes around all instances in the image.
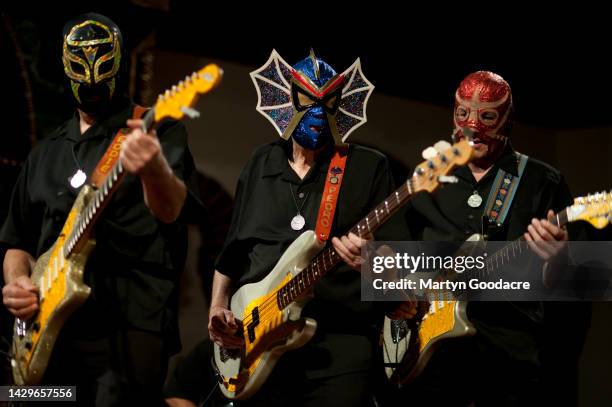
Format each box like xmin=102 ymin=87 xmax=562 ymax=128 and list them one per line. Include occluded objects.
xmin=10 ymin=64 xmax=223 ymax=385
xmin=382 ymin=190 xmax=612 ymax=385
xmin=212 ymin=139 xmax=474 ymax=400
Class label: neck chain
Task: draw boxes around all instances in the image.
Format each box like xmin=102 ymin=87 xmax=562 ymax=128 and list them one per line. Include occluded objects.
xmin=289 ymin=184 xmax=309 ymax=231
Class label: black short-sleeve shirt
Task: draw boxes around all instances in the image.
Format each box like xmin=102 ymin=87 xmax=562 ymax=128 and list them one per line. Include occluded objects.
xmin=215 ymin=140 xmax=407 ymax=377
xmin=0 ymin=101 xmax=198 ymax=346
xmin=403 ymin=144 xmax=573 ymax=363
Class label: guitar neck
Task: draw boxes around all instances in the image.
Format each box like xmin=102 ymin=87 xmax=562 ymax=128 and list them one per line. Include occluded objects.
xmin=276 ymin=178 xmax=415 ymax=309
xmin=64 ymin=108 xmax=157 ymax=256
xmin=484 ymin=207 xmax=568 ymax=273
xmin=444 ymin=207 xmax=570 ymax=282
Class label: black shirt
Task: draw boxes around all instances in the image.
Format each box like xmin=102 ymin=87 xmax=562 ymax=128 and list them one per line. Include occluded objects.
xmin=403 ymin=143 xmax=573 ymax=363
xmin=0 ymin=101 xmax=198 ymax=347
xmin=215 ymin=140 xmax=407 ymax=377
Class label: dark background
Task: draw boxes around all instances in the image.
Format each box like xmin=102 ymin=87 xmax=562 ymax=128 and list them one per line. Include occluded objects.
xmin=1 ymin=3 xmax=611 ymax=406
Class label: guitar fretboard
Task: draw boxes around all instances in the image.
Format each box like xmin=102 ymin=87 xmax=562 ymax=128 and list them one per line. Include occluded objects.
xmin=63 ymin=109 xmax=156 ymax=256
xmin=437 ymin=208 xmax=570 ymax=285
xmin=276 ymin=178 xmax=415 ymax=309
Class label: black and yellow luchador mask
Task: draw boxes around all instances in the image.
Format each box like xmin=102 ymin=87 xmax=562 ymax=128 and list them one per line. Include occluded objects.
xmin=62 ymin=14 xmax=123 ymax=114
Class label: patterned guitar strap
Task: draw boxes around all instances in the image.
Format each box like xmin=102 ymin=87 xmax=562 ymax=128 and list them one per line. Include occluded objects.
xmin=315 ymin=145 xmax=349 ymax=243
xmin=482 ymin=152 xmax=529 ymax=233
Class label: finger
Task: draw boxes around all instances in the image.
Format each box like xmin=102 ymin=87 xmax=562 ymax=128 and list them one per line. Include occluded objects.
xmin=135 ymin=133 xmax=159 ymax=150
xmin=210 ymin=316 xmax=230 ymax=333
xmin=527 ymin=224 xmax=543 ymax=242
xmin=341 ymin=235 xmax=359 ymax=256
xmin=126 ymin=119 xmax=144 ymax=129
xmin=540 ymin=220 xmax=566 ymax=240
xmin=3 ymin=285 xmax=37 ymax=299
xmin=9 ymin=303 xmax=38 ymax=319
xmin=532 ymin=219 xmax=554 ymax=241
xmin=547 ymin=209 xmax=555 ymax=221
xmin=224 ymin=310 xmax=237 ymax=329
xmin=224 ymin=335 xmax=245 ymax=347
xmin=127 ymin=120 xmax=157 ymax=139
xmin=16 ymin=278 xmax=38 ymax=292
xmin=214 ymin=331 xmax=245 ymax=348
xmin=525 ymin=233 xmax=549 ymax=260
xmin=348 ymin=233 xmax=366 ymax=250
xmin=3 ymin=296 xmax=37 ymax=309
xmin=332 ymin=237 xmax=354 ymax=263
xmin=121 ymin=148 xmax=144 ymax=173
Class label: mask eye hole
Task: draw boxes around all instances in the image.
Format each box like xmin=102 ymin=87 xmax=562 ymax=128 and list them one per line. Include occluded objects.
xmin=296 ymin=92 xmax=315 ymax=108
xmin=70 ymin=61 xmax=85 ymax=76
xmin=97 ymin=59 xmax=114 ymax=79
xmin=455 ymin=106 xmax=469 ymax=121
xmin=480 ymin=110 xmax=499 ymax=125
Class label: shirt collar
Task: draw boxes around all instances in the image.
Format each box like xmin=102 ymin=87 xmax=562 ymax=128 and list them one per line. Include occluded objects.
xmin=454 ymin=143 xmax=518 ymax=183
xmin=64 ymin=100 xmax=134 ymax=143
xmin=262 ymin=141 xmax=334 ymax=183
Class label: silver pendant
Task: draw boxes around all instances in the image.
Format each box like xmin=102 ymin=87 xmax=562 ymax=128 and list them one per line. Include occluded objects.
xmin=291 ymin=214 xmax=306 ymax=231
xmin=70 ymin=169 xmax=87 ymax=189
xmin=467 ymin=192 xmax=482 ymax=208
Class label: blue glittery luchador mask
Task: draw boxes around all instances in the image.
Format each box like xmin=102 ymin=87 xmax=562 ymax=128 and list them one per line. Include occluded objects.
xmin=250 ymin=49 xmax=374 ymax=149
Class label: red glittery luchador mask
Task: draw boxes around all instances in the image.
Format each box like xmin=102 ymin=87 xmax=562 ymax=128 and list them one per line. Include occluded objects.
xmin=453 ymin=71 xmax=513 ymax=142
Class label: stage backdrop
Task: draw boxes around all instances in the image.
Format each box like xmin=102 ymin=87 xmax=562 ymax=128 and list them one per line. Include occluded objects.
xmin=151 ymin=50 xmax=612 ymax=406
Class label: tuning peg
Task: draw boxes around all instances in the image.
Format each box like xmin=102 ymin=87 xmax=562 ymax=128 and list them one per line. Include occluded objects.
xmin=422 ymin=147 xmax=438 ymax=160
xmin=180 ymin=106 xmax=201 ymax=119
xmin=433 ymin=141 xmax=452 ymax=153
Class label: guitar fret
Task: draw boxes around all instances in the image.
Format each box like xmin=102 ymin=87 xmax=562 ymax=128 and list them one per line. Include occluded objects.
xmin=406 ymin=179 xmax=412 ymax=194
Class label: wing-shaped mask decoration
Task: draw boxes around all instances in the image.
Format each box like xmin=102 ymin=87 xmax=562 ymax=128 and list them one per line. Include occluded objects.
xmin=251 ymin=50 xmax=374 ymax=144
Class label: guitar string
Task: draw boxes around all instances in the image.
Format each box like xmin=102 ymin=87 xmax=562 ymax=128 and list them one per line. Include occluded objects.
xmin=241 ymin=183 xmax=557 ymax=330
xmin=239 ymin=161 xmax=481 ymax=330
xmin=239 ymin=181 xmax=418 ymax=329
xmin=240 ymin=183 xmax=416 ymax=328
xmin=239 ymin=176 xmax=429 ymax=329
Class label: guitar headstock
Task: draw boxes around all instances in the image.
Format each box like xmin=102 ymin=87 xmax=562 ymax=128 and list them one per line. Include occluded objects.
xmin=411 ymin=138 xmax=474 ymax=193
xmin=154 ymin=63 xmax=223 ymax=122
xmin=567 ymin=191 xmax=612 ymax=229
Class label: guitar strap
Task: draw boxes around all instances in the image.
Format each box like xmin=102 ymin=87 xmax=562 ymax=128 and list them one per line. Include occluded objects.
xmin=483 ymin=152 xmax=529 ymax=227
xmin=314 ymin=145 xmax=349 ymax=243
xmin=90 ymin=105 xmax=148 ymax=187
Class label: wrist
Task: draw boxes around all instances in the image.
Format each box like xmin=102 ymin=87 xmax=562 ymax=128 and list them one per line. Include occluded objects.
xmin=210 ymin=304 xmax=229 ymax=312
xmin=140 ymin=153 xmax=171 ymax=180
